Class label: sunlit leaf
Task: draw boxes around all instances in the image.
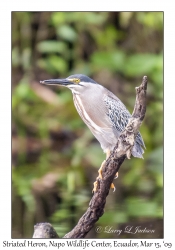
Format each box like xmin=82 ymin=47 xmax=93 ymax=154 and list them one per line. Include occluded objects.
xmin=57 ymin=25 xmax=77 ymax=42
xmin=37 ymin=41 xmax=67 ymax=54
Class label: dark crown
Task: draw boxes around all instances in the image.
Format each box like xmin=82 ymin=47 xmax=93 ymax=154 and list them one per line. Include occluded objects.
xmin=67 ymin=74 xmax=97 ymax=84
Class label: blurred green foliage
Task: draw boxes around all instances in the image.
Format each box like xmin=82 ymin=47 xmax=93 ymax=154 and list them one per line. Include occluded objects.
xmin=12 ymin=12 xmax=163 ymax=238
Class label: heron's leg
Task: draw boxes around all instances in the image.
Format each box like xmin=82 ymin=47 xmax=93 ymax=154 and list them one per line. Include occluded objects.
xmin=92 ymin=180 xmax=98 ymax=193
xmin=92 ymin=149 xmax=119 ymax=192
xmin=93 ymin=149 xmax=116 ymax=192
xmin=105 ymin=150 xmax=118 ymax=189
xmin=92 ymin=160 xmax=105 ymax=193
xmin=97 ymin=160 xmax=106 ymax=179
xmin=97 ymin=149 xmax=111 ymax=179
xmin=106 ymin=149 xmax=111 ymax=159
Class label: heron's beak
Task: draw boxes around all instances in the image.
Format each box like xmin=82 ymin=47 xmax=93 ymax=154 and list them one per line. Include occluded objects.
xmin=40 ymin=78 xmax=72 ymax=86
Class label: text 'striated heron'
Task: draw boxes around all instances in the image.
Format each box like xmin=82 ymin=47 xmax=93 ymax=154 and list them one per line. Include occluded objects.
xmin=40 ymin=74 xmax=145 ymax=192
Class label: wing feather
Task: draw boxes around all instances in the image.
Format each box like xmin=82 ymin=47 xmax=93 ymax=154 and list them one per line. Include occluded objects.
xmin=104 ymin=91 xmax=145 ymax=149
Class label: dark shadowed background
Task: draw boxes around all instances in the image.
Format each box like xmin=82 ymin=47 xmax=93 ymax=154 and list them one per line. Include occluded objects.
xmin=12 ymin=11 xmax=163 ymax=238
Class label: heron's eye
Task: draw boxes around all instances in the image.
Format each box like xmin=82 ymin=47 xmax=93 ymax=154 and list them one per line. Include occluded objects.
xmin=68 ymin=78 xmax=80 ymax=84
xmin=73 ymin=78 xmax=80 ymax=84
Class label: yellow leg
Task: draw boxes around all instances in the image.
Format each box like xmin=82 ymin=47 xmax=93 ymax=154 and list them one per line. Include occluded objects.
xmin=92 ymin=180 xmax=98 ymax=193
xmin=93 ymin=149 xmax=118 ymax=193
xmin=106 ymin=149 xmax=116 ymax=191
xmin=106 ymin=149 xmax=111 ymax=159
xmin=98 ymin=160 xmax=106 ymax=179
xmin=92 ymin=160 xmax=106 ymax=193
xmin=97 ymin=149 xmax=111 ymax=179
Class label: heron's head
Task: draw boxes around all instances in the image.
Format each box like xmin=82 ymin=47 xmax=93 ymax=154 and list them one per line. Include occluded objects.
xmin=40 ymin=74 xmax=98 ymax=94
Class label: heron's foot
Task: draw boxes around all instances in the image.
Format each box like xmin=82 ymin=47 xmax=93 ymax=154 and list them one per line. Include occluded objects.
xmin=92 ymin=160 xmax=106 ymax=193
xmin=92 ymin=160 xmax=117 ymax=193
xmin=98 ymin=160 xmax=106 ymax=179
xmin=111 ymin=172 xmax=118 ymax=192
xmin=110 ymin=182 xmax=116 ymax=192
xmin=92 ymin=180 xmax=116 ymax=193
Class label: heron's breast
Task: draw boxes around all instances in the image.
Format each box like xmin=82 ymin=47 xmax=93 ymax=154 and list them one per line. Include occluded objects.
xmin=73 ymin=94 xmax=103 ymax=133
xmin=73 ymin=93 xmax=112 ymax=130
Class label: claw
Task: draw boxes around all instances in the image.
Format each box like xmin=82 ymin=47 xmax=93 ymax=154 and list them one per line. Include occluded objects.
xmin=114 ymin=172 xmax=118 ymax=179
xmin=110 ymin=183 xmax=116 ymax=192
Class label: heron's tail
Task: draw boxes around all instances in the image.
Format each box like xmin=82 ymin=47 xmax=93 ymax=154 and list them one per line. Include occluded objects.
xmin=131 ymin=132 xmax=145 ymax=159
